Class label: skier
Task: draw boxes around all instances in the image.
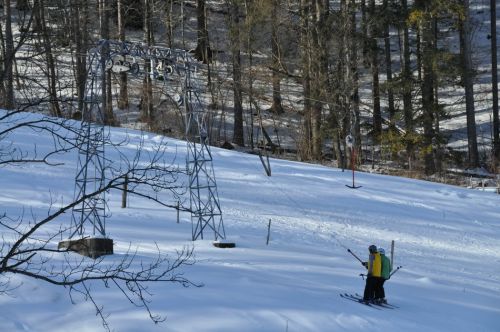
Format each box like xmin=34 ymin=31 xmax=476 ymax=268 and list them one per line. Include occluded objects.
xmin=375 ymin=248 xmax=392 ymax=304
xmin=362 ymin=244 xmax=382 ymax=303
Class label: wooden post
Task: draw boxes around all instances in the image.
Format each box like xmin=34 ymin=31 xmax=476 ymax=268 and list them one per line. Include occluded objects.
xmin=177 ymin=201 xmax=180 ymax=223
xmin=121 ymin=174 xmax=128 ymax=208
xmin=390 ymin=240 xmax=395 ymax=268
xmin=266 ymin=219 xmax=271 ymax=245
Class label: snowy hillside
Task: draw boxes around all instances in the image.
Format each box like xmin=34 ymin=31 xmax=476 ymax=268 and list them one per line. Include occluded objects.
xmin=0 ymin=111 xmax=499 ymax=332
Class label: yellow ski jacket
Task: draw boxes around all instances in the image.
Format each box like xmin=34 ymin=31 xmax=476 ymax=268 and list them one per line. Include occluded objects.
xmin=368 ymin=252 xmax=382 ymax=277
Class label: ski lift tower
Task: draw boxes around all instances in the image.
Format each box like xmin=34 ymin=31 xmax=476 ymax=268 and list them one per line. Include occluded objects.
xmin=183 ymin=65 xmax=228 ymax=244
xmin=59 ymin=40 xmax=112 ymax=258
xmin=59 ymin=40 xmax=232 ymax=255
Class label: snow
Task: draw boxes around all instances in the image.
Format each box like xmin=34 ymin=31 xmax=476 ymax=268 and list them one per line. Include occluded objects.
xmin=1 ymin=110 xmax=499 ymax=332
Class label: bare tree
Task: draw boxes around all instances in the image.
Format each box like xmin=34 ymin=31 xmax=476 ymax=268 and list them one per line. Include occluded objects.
xmin=194 ymin=0 xmax=211 ymax=63
xmin=1 ymin=0 xmax=15 ymax=109
xmin=309 ymin=0 xmax=329 ymax=161
xmin=164 ymin=0 xmax=176 ymax=48
xmin=98 ymin=0 xmax=116 ymax=125
xmin=415 ymin=0 xmax=436 ymax=174
xmin=270 ymin=0 xmax=284 ymax=115
xmin=369 ymin=0 xmax=382 ymax=145
xmin=401 ymin=0 xmax=414 ymax=162
xmin=490 ymin=0 xmax=499 ymax=166
xmin=299 ymin=0 xmax=312 ymax=160
xmin=229 ymin=0 xmax=244 ymax=146
xmin=16 ymin=0 xmax=30 ymax=10
xmin=0 ymin=110 xmax=79 ymax=166
xmin=1 ymin=200 xmax=195 ymax=329
xmin=35 ymin=0 xmax=62 ymax=117
xmin=360 ymin=0 xmax=370 ymax=66
xmin=141 ymin=0 xmax=154 ymax=127
xmin=346 ymin=0 xmax=361 ymax=161
xmin=328 ymin=0 xmax=350 ymax=169
xmin=71 ymin=0 xmax=89 ymax=116
xmin=0 ymin=110 xmax=198 ymax=330
xmin=117 ymin=0 xmax=129 ymax=110
xmin=298 ymin=0 xmax=329 ymax=161
xmin=459 ymin=0 xmax=479 ymax=168
xmin=383 ymin=0 xmax=395 ymax=129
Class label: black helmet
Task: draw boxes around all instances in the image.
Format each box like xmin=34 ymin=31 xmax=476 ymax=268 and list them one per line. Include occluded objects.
xmin=368 ymin=245 xmax=377 ymax=253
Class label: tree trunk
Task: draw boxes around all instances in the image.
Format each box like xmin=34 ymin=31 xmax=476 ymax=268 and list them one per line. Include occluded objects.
xmin=141 ymin=0 xmax=154 ymax=127
xmin=194 ymin=0 xmax=210 ymax=63
xmin=230 ymin=0 xmax=244 ymax=146
xmin=16 ymin=0 xmax=30 ymax=10
xmin=2 ymin=0 xmax=15 ymax=109
xmin=73 ymin=0 xmax=87 ymax=116
xmin=309 ymin=0 xmax=329 ymax=160
xmin=165 ymin=0 xmax=174 ymax=48
xmin=38 ymin=0 xmax=62 ymax=117
xmin=416 ymin=29 xmax=422 ymax=81
xmin=300 ymin=0 xmax=312 ymax=160
xmin=401 ymin=0 xmax=413 ymax=159
xmin=420 ymin=9 xmax=436 ymax=175
xmin=350 ymin=0 xmax=360 ymax=148
xmin=270 ymin=0 xmax=284 ymax=114
xmin=100 ymin=0 xmax=115 ymax=125
xmin=361 ymin=0 xmax=369 ymax=67
xmin=432 ymin=18 xmax=442 ymax=173
xmin=243 ymin=0 xmax=254 ymax=148
xmin=383 ymin=0 xmax=395 ymax=129
xmin=117 ymin=0 xmax=129 ymax=110
xmin=347 ymin=0 xmax=360 ymax=155
xmin=369 ymin=0 xmax=381 ymax=144
xmin=459 ymin=0 xmax=479 ymax=168
xmin=490 ymin=0 xmax=499 ymax=164
xmin=0 ymin=19 xmax=4 ymax=103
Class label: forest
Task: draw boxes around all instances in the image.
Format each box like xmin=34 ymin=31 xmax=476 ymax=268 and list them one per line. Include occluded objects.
xmin=0 ymin=0 xmax=499 ymax=182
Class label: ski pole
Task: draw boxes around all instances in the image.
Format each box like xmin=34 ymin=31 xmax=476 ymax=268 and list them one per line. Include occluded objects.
xmin=390 ymin=265 xmax=403 ymax=277
xmin=347 ymin=249 xmax=364 ymax=264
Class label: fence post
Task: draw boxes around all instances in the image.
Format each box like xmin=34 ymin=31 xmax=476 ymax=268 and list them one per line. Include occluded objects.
xmin=177 ymin=201 xmax=180 ymax=223
xmin=121 ymin=174 xmax=128 ymax=208
xmin=266 ymin=219 xmax=271 ymax=245
xmin=390 ymin=240 xmax=395 ymax=268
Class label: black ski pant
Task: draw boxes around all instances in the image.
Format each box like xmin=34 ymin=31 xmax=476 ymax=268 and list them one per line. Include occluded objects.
xmin=374 ymin=278 xmax=386 ymax=300
xmin=363 ymin=276 xmax=378 ymax=301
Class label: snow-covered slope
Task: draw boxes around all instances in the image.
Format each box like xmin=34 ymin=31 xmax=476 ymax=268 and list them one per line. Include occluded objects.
xmin=0 ymin=111 xmax=499 ymax=332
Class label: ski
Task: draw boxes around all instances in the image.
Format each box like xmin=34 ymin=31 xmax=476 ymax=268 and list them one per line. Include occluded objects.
xmin=373 ymin=302 xmax=395 ymax=309
xmin=342 ymin=293 xmax=396 ymax=309
xmin=353 ymin=293 xmax=399 ymax=308
xmin=339 ymin=293 xmax=381 ymax=310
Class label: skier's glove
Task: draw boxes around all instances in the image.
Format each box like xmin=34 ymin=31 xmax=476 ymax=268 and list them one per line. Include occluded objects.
xmin=362 ymin=262 xmax=368 ymax=268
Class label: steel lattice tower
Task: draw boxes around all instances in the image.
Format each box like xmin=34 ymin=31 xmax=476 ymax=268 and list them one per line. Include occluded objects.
xmin=183 ymin=66 xmax=226 ymax=241
xmin=70 ymin=44 xmax=108 ymax=238
xmin=68 ymin=40 xmax=225 ymax=242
